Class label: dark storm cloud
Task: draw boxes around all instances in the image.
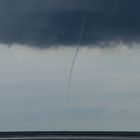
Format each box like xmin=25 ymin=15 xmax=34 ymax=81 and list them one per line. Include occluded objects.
xmin=0 ymin=0 xmax=140 ymax=48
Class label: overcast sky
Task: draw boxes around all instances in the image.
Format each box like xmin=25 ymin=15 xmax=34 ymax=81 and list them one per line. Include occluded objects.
xmin=0 ymin=0 xmax=140 ymax=47
xmin=1 ymin=0 xmax=140 ymax=131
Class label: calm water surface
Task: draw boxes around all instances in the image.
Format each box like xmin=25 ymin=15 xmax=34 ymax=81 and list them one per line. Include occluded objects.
xmin=0 ymin=44 xmax=140 ymax=131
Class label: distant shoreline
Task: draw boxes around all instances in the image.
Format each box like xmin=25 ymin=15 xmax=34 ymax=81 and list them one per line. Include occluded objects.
xmin=0 ymin=131 xmax=140 ymax=138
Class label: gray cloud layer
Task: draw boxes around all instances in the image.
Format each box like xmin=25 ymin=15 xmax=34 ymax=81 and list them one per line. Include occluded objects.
xmin=0 ymin=0 xmax=140 ymax=48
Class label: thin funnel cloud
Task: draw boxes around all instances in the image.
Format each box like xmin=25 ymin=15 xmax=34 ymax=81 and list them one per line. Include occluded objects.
xmin=67 ymin=14 xmax=87 ymax=110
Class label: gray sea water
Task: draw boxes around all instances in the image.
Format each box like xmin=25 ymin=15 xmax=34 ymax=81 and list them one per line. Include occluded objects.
xmin=0 ymin=44 xmax=140 ymax=131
